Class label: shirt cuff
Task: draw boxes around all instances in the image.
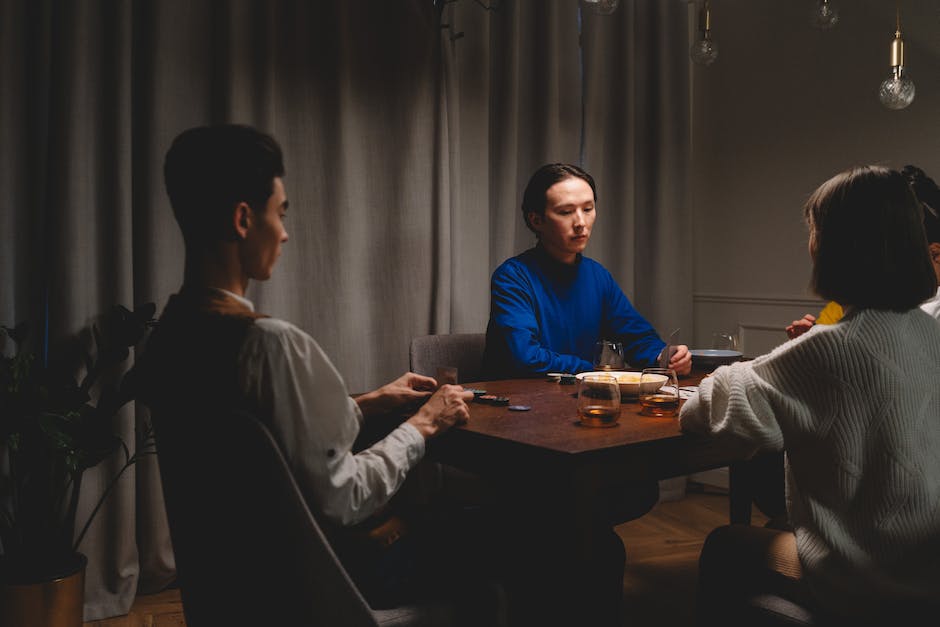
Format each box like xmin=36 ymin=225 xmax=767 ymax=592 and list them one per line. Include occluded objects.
xmin=395 ymin=421 xmax=426 ymax=464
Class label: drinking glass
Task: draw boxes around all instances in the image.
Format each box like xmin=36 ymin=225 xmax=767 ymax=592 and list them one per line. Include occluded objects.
xmin=711 ymin=332 xmax=738 ymax=351
xmin=577 ymin=373 xmax=621 ymax=427
xmin=639 ymin=368 xmax=679 ymax=417
xmin=592 ymin=340 xmax=625 ymax=371
xmin=436 ymin=366 xmax=458 ymax=386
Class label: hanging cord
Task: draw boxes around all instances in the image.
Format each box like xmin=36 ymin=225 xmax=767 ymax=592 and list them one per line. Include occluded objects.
xmin=578 ymin=3 xmax=586 ymax=168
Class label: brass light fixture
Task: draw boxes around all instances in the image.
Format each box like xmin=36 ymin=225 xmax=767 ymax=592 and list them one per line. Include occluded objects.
xmin=690 ymin=0 xmax=718 ymax=66
xmin=878 ymin=4 xmax=915 ymax=110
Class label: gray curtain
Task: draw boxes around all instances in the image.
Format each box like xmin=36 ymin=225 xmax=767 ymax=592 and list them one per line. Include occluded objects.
xmin=0 ymin=0 xmax=690 ymax=619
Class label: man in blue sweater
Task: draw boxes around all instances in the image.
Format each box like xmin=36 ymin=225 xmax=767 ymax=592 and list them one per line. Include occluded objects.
xmin=481 ymin=163 xmax=692 ymax=627
xmin=483 ymin=162 xmax=691 ymax=377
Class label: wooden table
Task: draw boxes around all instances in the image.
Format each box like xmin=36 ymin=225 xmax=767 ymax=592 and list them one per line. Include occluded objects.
xmin=428 ymin=371 xmax=738 ymax=484
xmin=424 ymin=371 xmax=747 ymax=627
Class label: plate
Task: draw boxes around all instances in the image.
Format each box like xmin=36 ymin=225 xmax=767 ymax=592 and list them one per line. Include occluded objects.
xmin=575 ymin=371 xmax=668 ymax=397
xmin=690 ymin=349 xmax=743 ymax=369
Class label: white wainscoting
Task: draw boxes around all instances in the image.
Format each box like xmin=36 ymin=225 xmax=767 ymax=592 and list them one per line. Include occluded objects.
xmin=691 ymin=292 xmax=825 ymax=357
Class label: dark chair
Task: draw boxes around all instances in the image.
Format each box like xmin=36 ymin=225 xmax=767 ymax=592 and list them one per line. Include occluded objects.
xmin=154 ymin=407 xmax=465 ymax=626
xmin=409 ymin=333 xmax=486 ymax=384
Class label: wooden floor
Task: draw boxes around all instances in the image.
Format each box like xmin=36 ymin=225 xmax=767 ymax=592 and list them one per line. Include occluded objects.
xmin=84 ymin=483 xmax=766 ymax=627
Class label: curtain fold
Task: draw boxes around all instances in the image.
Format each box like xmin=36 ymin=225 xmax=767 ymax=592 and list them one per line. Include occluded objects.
xmin=0 ymin=0 xmax=690 ymax=619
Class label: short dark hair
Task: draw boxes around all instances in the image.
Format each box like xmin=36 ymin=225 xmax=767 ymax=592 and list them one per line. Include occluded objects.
xmin=902 ymin=164 xmax=940 ymax=244
xmin=521 ymin=163 xmax=596 ymax=234
xmin=806 ymin=165 xmax=935 ymax=311
xmin=164 ymin=124 xmax=285 ymax=245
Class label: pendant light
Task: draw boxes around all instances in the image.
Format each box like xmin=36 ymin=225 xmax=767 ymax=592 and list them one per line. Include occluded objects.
xmin=690 ymin=0 xmax=718 ymax=67
xmin=878 ymin=4 xmax=915 ymax=110
xmin=810 ymin=0 xmax=839 ymax=30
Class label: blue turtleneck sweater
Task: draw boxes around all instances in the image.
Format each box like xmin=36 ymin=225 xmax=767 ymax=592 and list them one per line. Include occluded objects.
xmin=482 ymin=245 xmax=666 ymax=378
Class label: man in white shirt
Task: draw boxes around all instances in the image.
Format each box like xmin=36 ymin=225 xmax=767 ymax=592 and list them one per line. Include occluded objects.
xmin=140 ymin=124 xmax=476 ymax=608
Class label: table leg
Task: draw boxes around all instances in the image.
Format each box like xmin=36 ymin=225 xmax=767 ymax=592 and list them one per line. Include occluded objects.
xmin=495 ymin=463 xmax=624 ymax=627
xmin=729 ymin=461 xmax=753 ymax=525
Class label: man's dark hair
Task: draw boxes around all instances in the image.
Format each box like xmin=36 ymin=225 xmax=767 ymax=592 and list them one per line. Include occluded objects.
xmin=164 ymin=124 xmax=285 ymax=245
xmin=902 ymin=164 xmax=940 ymax=244
xmin=521 ymin=163 xmax=596 ymax=234
xmin=806 ymin=165 xmax=935 ymax=311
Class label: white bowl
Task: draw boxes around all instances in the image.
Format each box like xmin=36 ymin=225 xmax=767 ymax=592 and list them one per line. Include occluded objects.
xmin=575 ymin=371 xmax=667 ymax=397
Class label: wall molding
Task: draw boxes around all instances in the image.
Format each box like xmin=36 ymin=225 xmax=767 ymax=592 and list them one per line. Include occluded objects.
xmin=694 ymin=292 xmax=824 ymax=309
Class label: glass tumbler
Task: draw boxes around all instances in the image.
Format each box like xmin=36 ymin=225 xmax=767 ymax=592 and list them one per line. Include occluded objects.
xmin=639 ymin=368 xmax=679 ymax=417
xmin=592 ymin=340 xmax=625 ymax=371
xmin=577 ymin=373 xmax=621 ymax=427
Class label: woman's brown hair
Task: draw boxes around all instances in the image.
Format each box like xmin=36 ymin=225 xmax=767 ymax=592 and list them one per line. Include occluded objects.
xmin=805 ymin=165 xmax=935 ymax=311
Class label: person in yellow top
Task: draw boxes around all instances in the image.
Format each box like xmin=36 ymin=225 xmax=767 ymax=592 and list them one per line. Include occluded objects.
xmin=785 ymin=300 xmax=843 ymax=338
xmin=815 ymin=300 xmax=843 ymax=324
xmin=787 ymin=164 xmax=940 ymax=339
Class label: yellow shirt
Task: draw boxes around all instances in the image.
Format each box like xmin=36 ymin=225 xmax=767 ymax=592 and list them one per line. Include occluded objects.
xmin=817 ymin=301 xmax=844 ymax=325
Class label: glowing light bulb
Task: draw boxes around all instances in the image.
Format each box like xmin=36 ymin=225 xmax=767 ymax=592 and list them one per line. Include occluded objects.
xmin=878 ymin=28 xmax=915 ymax=110
xmin=690 ymin=1 xmax=718 ymax=66
xmin=810 ymin=0 xmax=839 ymax=30
xmin=579 ymin=0 xmax=619 ymax=15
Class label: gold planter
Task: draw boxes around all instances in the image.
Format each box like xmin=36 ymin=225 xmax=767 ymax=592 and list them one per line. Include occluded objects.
xmin=0 ymin=553 xmax=86 ymax=627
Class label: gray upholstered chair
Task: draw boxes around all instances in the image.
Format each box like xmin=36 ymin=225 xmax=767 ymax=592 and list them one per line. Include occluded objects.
xmin=408 ymin=333 xmax=486 ymax=384
xmin=154 ymin=406 xmax=468 ymax=626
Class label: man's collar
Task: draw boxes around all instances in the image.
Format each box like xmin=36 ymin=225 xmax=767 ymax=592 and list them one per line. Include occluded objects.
xmin=207 ymin=287 xmax=255 ymax=312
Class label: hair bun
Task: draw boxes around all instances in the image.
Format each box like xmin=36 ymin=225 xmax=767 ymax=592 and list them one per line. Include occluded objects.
xmin=902 ymin=164 xmax=940 ymax=213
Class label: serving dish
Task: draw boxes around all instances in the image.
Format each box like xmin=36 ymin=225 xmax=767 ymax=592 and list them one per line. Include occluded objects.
xmin=575 ymin=371 xmax=668 ymax=397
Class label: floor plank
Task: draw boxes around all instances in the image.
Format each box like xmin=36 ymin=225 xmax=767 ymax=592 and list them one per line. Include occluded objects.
xmin=616 ymin=484 xmax=767 ymax=626
xmin=85 ymin=487 xmax=768 ymax=627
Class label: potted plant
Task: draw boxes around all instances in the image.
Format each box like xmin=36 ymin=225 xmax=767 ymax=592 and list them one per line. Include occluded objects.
xmin=0 ymin=303 xmax=158 ymax=626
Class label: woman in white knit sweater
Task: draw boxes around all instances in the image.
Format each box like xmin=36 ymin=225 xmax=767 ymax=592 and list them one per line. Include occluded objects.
xmin=680 ymin=165 xmax=940 ymax=625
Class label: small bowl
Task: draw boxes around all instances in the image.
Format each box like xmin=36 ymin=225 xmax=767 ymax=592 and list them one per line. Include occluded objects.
xmin=690 ymin=349 xmax=743 ymax=370
xmin=576 ymin=371 xmax=667 ymax=397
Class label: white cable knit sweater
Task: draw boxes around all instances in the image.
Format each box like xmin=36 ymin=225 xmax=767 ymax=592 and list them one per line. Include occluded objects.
xmin=679 ymin=308 xmax=940 ymax=616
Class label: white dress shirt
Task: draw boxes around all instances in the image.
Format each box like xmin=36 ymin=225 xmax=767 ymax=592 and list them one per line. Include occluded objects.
xmin=222 ymin=290 xmax=425 ymax=527
xmin=919 ymin=286 xmax=940 ymax=319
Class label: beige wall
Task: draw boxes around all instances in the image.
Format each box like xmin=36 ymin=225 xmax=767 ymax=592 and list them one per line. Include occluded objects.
xmin=689 ymin=0 xmax=940 ymax=356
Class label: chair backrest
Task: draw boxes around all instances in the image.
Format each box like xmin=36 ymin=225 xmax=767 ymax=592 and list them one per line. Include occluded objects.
xmin=153 ymin=406 xmax=380 ymax=627
xmin=409 ymin=333 xmax=486 ymax=384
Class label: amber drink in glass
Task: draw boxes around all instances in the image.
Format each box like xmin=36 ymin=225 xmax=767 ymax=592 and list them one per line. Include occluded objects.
xmin=639 ymin=368 xmax=679 ymax=417
xmin=577 ymin=374 xmax=621 ymax=427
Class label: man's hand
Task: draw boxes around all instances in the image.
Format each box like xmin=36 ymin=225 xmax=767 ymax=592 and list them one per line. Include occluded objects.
xmin=785 ymin=314 xmax=816 ymax=339
xmin=406 ymin=384 xmax=474 ymax=439
xmin=668 ymin=344 xmax=692 ymax=376
xmin=354 ymin=372 xmax=437 ymax=418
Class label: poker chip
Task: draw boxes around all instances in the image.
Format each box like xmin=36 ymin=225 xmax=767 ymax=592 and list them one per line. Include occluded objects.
xmin=508 ymin=405 xmax=531 ymax=411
